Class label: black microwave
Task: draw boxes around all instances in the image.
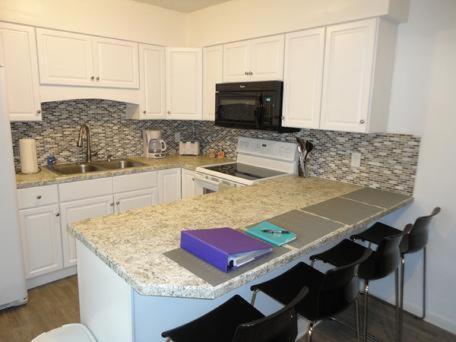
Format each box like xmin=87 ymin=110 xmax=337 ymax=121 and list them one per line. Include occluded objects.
xmin=215 ymin=81 xmax=298 ymax=132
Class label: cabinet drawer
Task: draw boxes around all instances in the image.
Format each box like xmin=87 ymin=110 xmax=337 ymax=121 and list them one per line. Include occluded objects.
xmin=17 ymin=185 xmax=59 ymax=209
xmin=113 ymin=171 xmax=158 ymax=193
xmin=59 ymin=177 xmax=113 ymax=202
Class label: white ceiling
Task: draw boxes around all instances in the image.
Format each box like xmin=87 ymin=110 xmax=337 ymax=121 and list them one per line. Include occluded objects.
xmin=132 ymin=0 xmax=232 ymax=13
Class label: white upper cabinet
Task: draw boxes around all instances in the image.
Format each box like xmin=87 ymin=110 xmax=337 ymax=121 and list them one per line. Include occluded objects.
xmin=36 ymin=28 xmax=139 ymax=89
xmin=135 ymin=44 xmax=165 ymax=120
xmin=36 ymin=29 xmax=94 ymax=87
xmin=249 ymin=35 xmax=285 ymax=81
xmin=202 ymin=45 xmax=223 ymax=121
xmin=166 ymin=48 xmax=202 ymax=120
xmin=223 ymin=41 xmax=250 ymax=82
xmin=223 ymin=35 xmax=284 ymax=82
xmin=282 ymin=28 xmax=325 ymax=129
xmin=0 ymin=23 xmax=41 ymax=121
xmin=93 ymin=38 xmax=139 ymax=88
xmin=320 ymin=18 xmax=396 ymax=133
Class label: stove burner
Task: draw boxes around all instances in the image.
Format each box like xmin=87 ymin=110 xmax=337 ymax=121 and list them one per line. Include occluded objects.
xmin=204 ymin=163 xmax=285 ymax=181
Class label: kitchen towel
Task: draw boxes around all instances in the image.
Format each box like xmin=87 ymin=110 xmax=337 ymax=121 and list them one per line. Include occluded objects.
xmin=19 ymin=138 xmax=39 ymax=174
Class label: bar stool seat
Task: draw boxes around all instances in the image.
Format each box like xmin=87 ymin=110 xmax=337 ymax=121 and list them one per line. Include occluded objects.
xmin=310 ymin=239 xmax=366 ymax=267
xmin=352 ymin=222 xmax=402 ymax=245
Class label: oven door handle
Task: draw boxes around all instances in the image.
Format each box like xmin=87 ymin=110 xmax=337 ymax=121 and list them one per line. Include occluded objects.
xmin=194 ymin=175 xmax=220 ymax=187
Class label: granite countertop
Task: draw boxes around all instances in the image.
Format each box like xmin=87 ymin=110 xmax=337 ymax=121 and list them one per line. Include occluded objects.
xmin=16 ymin=155 xmax=233 ymax=189
xmin=69 ymin=176 xmax=412 ymax=299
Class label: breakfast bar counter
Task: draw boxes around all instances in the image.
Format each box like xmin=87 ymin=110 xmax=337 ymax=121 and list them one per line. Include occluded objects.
xmin=69 ymin=175 xmax=411 ymax=341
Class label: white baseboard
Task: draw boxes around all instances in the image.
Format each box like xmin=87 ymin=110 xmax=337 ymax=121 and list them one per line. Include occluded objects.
xmin=26 ymin=266 xmax=77 ymax=289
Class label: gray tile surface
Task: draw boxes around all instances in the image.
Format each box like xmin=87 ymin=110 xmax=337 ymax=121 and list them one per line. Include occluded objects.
xmin=302 ymin=197 xmax=383 ymax=225
xmin=253 ymin=210 xmax=344 ymax=249
xmin=164 ymin=246 xmax=290 ymax=287
xmin=341 ymin=187 xmax=410 ymax=209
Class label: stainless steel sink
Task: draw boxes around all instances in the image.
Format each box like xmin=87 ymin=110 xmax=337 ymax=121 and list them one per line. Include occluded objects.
xmin=91 ymin=159 xmax=146 ymax=170
xmin=48 ymin=163 xmax=105 ymax=175
xmin=48 ymin=159 xmax=147 ymax=175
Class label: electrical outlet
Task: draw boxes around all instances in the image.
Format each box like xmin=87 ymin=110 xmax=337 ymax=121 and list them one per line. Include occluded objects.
xmin=174 ymin=132 xmax=181 ymax=142
xmin=351 ymin=152 xmax=361 ymax=169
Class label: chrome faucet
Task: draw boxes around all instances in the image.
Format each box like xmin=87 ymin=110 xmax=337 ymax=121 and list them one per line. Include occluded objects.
xmin=77 ymin=124 xmax=92 ymax=163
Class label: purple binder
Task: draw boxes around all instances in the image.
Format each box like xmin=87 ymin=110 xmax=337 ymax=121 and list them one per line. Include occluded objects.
xmin=181 ymin=227 xmax=273 ymax=272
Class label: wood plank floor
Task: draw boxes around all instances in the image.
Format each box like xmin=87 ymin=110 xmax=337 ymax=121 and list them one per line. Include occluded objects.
xmin=0 ymin=276 xmax=454 ymax=341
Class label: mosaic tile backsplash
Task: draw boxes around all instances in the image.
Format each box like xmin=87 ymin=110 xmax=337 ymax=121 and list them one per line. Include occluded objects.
xmin=11 ymin=99 xmax=420 ymax=195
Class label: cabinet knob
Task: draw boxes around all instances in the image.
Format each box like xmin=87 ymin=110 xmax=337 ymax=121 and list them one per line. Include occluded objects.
xmin=55 ymin=213 xmax=60 ymax=217
xmin=143 ymin=110 xmax=147 ymax=114
xmin=91 ymin=76 xmax=95 ymax=81
xmin=110 ymin=202 xmax=114 ymax=207
xmin=282 ymin=116 xmax=285 ymax=120
xmin=167 ymin=110 xmax=171 ymax=114
xmin=36 ymin=195 xmax=42 ymax=200
xmin=360 ymin=119 xmax=366 ymax=124
xmin=36 ymin=110 xmax=42 ymax=115
xmin=244 ymin=71 xmax=248 ymax=75
xmin=96 ymin=76 xmax=100 ymax=81
xmin=116 ymin=201 xmax=120 ymax=205
xmin=249 ymin=71 xmax=253 ymax=75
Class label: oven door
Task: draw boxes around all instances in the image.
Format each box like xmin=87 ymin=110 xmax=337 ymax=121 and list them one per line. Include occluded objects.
xmin=194 ymin=175 xmax=220 ymax=195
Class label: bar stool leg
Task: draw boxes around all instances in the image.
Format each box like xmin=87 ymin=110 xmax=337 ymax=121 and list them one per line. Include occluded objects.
xmin=399 ymin=256 xmax=405 ymax=342
xmin=420 ymin=247 xmax=427 ymax=320
xmin=250 ymin=289 xmax=259 ymax=306
xmin=355 ymin=297 xmax=361 ymax=342
xmin=363 ymin=280 xmax=369 ymax=342
xmin=307 ymin=321 xmax=315 ymax=342
xmin=395 ymin=267 xmax=401 ymax=342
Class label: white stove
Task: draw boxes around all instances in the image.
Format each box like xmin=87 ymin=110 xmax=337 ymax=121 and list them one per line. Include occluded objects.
xmin=195 ymin=137 xmax=298 ymax=193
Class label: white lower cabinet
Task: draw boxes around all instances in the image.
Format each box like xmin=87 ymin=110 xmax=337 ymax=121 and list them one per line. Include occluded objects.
xmin=114 ymin=188 xmax=158 ymax=213
xmin=18 ymin=204 xmax=62 ymax=279
xmin=181 ymin=169 xmax=197 ymax=199
xmin=59 ymin=196 xmax=114 ymax=268
xmin=158 ymin=168 xmax=182 ymax=204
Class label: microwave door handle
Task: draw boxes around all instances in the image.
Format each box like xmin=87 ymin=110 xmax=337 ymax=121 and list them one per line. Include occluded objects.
xmin=255 ymin=97 xmax=264 ymax=129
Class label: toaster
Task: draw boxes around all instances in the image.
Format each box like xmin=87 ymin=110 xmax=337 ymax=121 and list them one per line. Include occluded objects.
xmin=179 ymin=141 xmax=200 ymax=156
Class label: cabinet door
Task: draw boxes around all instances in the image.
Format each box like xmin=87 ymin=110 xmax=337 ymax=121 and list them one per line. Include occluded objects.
xmin=139 ymin=44 xmax=165 ymax=119
xmin=158 ymin=168 xmax=182 ymax=204
xmin=203 ymin=45 xmax=223 ymax=121
xmin=166 ymin=48 xmax=202 ymax=120
xmin=181 ymin=169 xmax=196 ymax=199
xmin=282 ymin=28 xmax=325 ymax=129
xmin=36 ymin=29 xmax=94 ymax=87
xmin=93 ymin=38 xmax=139 ymax=89
xmin=320 ymin=19 xmax=376 ymax=132
xmin=223 ymin=41 xmax=250 ymax=82
xmin=0 ymin=23 xmax=41 ymax=121
xmin=249 ymin=35 xmax=285 ymax=81
xmin=114 ymin=188 xmax=158 ymax=213
xmin=19 ymin=205 xmax=62 ymax=279
xmin=60 ymin=196 xmax=113 ymax=268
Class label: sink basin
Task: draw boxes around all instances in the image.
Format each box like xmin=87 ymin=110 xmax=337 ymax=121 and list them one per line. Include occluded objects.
xmin=47 ymin=159 xmax=147 ymax=175
xmin=91 ymin=159 xmax=147 ymax=170
xmin=48 ymin=163 xmax=105 ymax=175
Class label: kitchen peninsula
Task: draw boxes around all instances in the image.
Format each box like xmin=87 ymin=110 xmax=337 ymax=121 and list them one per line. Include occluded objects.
xmin=69 ymin=175 xmax=411 ymax=341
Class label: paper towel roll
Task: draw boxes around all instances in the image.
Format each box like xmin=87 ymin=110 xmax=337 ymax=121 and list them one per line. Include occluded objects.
xmin=20 ymin=138 xmax=39 ymax=174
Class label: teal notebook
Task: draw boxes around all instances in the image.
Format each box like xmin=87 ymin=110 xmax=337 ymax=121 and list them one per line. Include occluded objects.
xmin=245 ymin=221 xmax=296 ymax=246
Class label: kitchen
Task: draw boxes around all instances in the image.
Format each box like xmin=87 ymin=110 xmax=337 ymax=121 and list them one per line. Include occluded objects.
xmin=0 ymin=0 xmax=455 ymax=341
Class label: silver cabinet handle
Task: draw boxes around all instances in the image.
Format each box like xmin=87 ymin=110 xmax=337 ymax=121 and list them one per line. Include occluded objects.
xmin=110 ymin=203 xmax=114 ymax=207
xmin=143 ymin=110 xmax=146 ymax=114
xmin=360 ymin=119 xmax=366 ymax=124
xmin=55 ymin=213 xmax=60 ymax=217
xmin=116 ymin=201 xmax=120 ymax=205
xmin=91 ymin=76 xmax=95 ymax=81
xmin=96 ymin=77 xmax=100 ymax=81
xmin=36 ymin=195 xmax=42 ymax=200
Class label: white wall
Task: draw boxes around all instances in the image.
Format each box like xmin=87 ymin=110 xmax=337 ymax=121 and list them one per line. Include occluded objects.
xmin=0 ymin=0 xmax=186 ymax=46
xmin=185 ymin=0 xmax=409 ymax=46
xmin=370 ymin=0 xmax=456 ymax=334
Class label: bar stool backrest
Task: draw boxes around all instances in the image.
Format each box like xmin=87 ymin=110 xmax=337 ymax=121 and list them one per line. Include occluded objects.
xmin=316 ymin=249 xmax=372 ymax=319
xmin=359 ymin=233 xmax=403 ymax=280
xmin=232 ymin=287 xmax=309 ymax=342
xmin=402 ymin=207 xmax=441 ymax=254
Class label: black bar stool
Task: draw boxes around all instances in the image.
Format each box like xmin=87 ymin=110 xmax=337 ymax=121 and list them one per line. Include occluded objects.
xmin=161 ymin=287 xmax=309 ymax=342
xmin=310 ymin=231 xmax=403 ymax=342
xmin=250 ymin=249 xmax=371 ymax=342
